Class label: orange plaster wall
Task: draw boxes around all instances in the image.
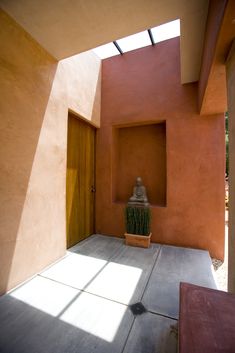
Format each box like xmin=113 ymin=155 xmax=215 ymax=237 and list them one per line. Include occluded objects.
xmin=226 ymin=41 xmax=235 ymax=292
xmin=198 ymin=0 xmax=227 ymax=114
xmin=96 ymin=38 xmax=225 ymax=259
xmin=199 ymin=0 xmax=235 ymax=115
xmin=0 ymin=10 xmax=101 ymax=295
xmin=114 ymin=123 xmax=166 ymax=206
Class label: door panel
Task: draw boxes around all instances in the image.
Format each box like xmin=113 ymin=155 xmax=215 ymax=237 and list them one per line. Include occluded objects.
xmin=66 ymin=114 xmax=95 ymax=248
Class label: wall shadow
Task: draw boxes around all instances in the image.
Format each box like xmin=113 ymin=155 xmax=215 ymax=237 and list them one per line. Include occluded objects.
xmin=0 ymin=295 xmax=123 ymax=353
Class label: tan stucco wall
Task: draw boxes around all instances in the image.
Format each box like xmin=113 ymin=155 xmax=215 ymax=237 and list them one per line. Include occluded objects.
xmin=226 ymin=41 xmax=235 ymax=293
xmin=0 ymin=10 xmax=101 ymax=295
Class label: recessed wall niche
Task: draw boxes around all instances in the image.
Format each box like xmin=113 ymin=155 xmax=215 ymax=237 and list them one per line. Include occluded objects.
xmin=113 ymin=122 xmax=166 ymax=206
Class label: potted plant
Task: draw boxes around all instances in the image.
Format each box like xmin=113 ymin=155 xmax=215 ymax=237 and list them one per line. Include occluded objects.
xmin=124 ymin=177 xmax=152 ymax=248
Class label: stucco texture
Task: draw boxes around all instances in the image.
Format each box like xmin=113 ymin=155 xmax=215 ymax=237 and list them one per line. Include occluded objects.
xmin=96 ymin=38 xmax=225 ymax=259
xmin=226 ymin=41 xmax=235 ymax=292
xmin=0 ymin=9 xmax=101 ymax=295
xmin=113 ymin=123 xmax=166 ymax=206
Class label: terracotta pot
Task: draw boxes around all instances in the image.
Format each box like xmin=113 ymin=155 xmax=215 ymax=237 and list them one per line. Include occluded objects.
xmin=124 ymin=232 xmax=152 ymax=248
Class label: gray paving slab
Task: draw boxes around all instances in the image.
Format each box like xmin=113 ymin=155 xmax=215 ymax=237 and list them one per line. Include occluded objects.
xmin=142 ymin=245 xmax=216 ymax=319
xmin=0 ymin=236 xmax=217 ymax=353
xmin=69 ymin=234 xmax=123 ymax=259
xmin=154 ymin=245 xmax=216 ymax=285
xmin=41 ymin=235 xmax=124 ymax=290
xmin=123 ymin=312 xmax=177 ymax=353
xmin=8 ymin=275 xmax=79 ymax=316
xmin=0 ymin=275 xmax=134 ymax=353
xmin=143 ymin=272 xmax=184 ymax=319
xmin=86 ymin=243 xmax=160 ymax=305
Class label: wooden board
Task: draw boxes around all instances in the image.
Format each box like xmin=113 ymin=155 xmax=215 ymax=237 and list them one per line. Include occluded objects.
xmin=66 ymin=114 xmax=95 ymax=248
xmin=124 ymin=232 xmax=151 ymax=248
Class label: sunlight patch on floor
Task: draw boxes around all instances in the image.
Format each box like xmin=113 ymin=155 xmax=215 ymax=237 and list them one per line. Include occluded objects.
xmin=10 ymin=276 xmax=78 ymax=317
xmin=87 ymin=262 xmax=143 ymax=304
xmin=60 ymin=291 xmax=129 ymax=342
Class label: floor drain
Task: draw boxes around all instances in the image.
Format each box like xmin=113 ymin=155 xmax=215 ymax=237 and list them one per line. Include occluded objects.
xmin=129 ymin=302 xmax=147 ymax=316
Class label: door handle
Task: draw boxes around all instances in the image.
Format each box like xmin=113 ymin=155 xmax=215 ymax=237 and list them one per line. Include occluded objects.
xmin=91 ymin=186 xmax=96 ymax=193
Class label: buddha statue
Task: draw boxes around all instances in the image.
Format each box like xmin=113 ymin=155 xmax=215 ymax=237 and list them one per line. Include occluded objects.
xmin=128 ymin=177 xmax=149 ymax=206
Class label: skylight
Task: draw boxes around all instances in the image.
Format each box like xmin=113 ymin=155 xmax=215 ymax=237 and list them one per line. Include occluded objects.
xmin=93 ymin=19 xmax=180 ymax=60
xmin=116 ymin=30 xmax=151 ymax=53
xmin=151 ymin=19 xmax=180 ymax=43
xmin=93 ymin=42 xmax=120 ymax=59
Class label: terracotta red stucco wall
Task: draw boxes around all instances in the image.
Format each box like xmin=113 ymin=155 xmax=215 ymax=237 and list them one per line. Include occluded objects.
xmin=96 ymin=38 xmax=225 ymax=259
xmin=198 ymin=0 xmax=227 ymax=115
xmin=199 ymin=0 xmax=235 ymax=115
xmin=114 ymin=123 xmax=166 ymax=206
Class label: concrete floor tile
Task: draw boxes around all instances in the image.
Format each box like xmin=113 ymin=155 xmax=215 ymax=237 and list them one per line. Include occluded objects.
xmin=59 ymin=290 xmax=133 ymax=344
xmin=123 ymin=312 xmax=177 ymax=353
xmin=86 ymin=244 xmax=160 ymax=304
xmin=8 ymin=275 xmax=79 ymax=317
xmin=142 ymin=245 xmax=216 ymax=318
xmin=0 ymin=286 xmax=133 ymax=353
xmin=68 ymin=234 xmax=123 ymax=260
xmin=41 ymin=235 xmax=125 ymax=290
xmin=142 ymin=272 xmax=183 ymax=319
xmin=155 ymin=245 xmax=216 ymax=288
xmin=0 ymin=236 xmax=217 ymax=353
xmin=41 ymin=252 xmax=108 ymax=290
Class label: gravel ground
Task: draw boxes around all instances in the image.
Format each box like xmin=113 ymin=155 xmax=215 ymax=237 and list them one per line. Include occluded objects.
xmin=211 ymin=210 xmax=228 ymax=291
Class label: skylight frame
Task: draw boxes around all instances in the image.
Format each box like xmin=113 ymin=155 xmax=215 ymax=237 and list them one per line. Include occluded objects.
xmin=115 ymin=30 xmax=152 ymax=53
xmin=113 ymin=41 xmax=123 ymax=55
xmin=147 ymin=29 xmax=155 ymax=46
xmin=92 ymin=19 xmax=181 ymax=60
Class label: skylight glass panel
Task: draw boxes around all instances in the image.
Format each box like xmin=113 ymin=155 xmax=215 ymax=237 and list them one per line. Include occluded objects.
xmin=116 ymin=30 xmax=151 ymax=53
xmin=151 ymin=19 xmax=180 ymax=43
xmin=93 ymin=43 xmax=120 ymax=59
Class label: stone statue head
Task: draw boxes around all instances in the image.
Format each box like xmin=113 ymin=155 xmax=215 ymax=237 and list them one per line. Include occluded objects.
xmin=136 ymin=177 xmax=142 ymax=186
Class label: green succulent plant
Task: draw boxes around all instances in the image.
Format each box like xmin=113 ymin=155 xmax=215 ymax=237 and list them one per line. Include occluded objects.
xmin=125 ymin=206 xmax=151 ymax=236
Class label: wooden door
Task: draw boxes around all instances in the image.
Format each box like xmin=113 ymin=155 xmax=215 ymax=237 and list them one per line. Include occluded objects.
xmin=66 ymin=114 xmax=95 ymax=248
